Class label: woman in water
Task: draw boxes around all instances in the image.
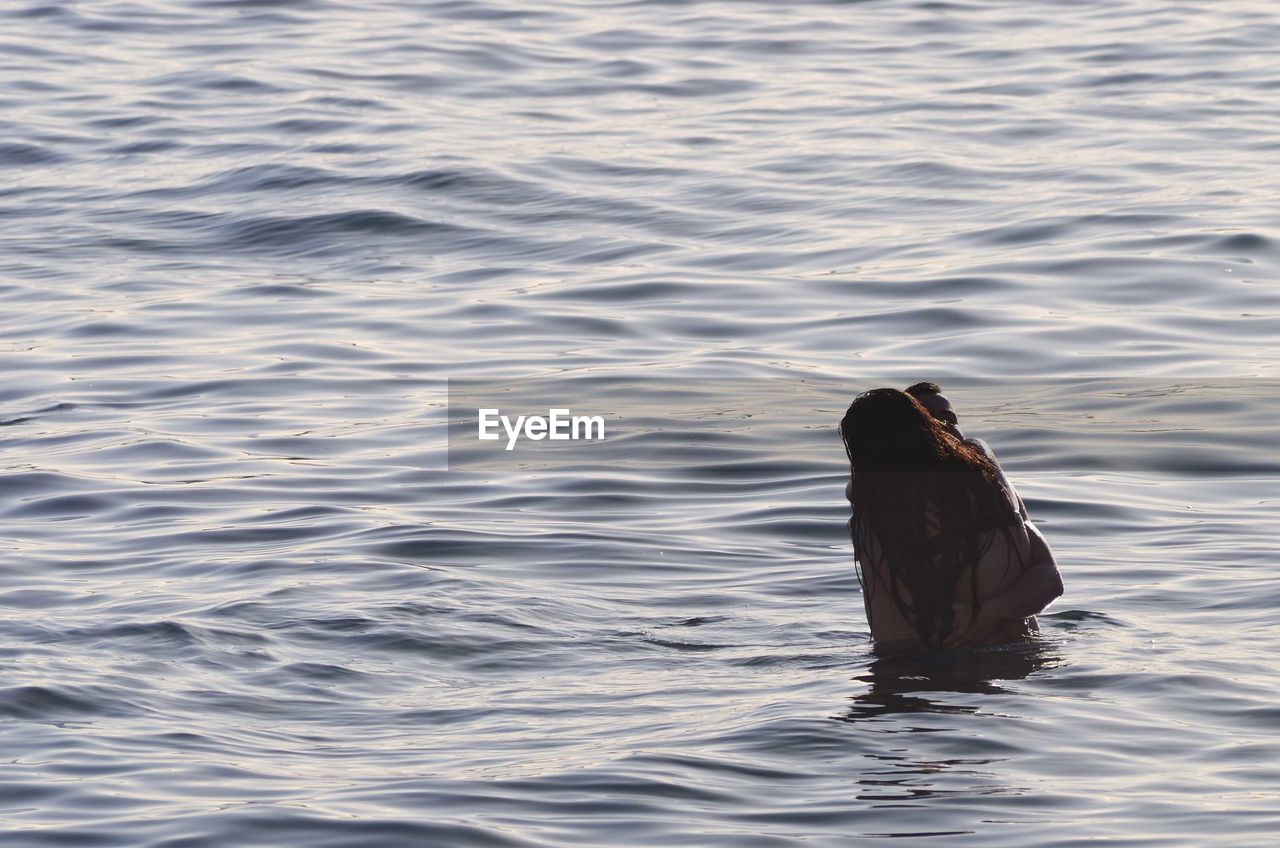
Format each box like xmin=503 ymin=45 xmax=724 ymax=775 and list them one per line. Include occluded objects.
xmin=840 ymin=388 xmax=1062 ymax=651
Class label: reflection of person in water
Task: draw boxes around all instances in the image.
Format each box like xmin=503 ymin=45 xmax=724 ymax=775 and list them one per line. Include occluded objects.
xmin=838 ymin=640 xmax=1062 ymax=722
xmin=840 ymin=388 xmax=1062 ymax=651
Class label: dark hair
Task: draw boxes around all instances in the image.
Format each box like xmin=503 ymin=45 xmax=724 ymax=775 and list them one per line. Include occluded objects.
xmin=905 ymin=381 xmax=942 ymax=398
xmin=839 ymin=388 xmax=1020 ymax=647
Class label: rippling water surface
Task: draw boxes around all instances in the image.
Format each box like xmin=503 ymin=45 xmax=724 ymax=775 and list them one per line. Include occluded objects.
xmin=3 ymin=0 xmax=1279 ymax=845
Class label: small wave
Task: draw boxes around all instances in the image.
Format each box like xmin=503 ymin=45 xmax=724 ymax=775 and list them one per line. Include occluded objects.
xmin=0 ymin=142 xmax=66 ymax=166
xmin=0 ymin=684 xmax=135 ymax=719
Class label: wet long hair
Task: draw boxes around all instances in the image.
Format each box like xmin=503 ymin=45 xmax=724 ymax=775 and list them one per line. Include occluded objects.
xmin=840 ymin=388 xmax=1021 ymax=647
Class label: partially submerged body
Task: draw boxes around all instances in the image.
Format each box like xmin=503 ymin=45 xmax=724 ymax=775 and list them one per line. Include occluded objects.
xmin=853 ymin=439 xmax=1059 ymax=651
xmin=840 ymin=387 xmax=1063 ymax=653
xmin=855 ymin=515 xmax=1061 ymax=651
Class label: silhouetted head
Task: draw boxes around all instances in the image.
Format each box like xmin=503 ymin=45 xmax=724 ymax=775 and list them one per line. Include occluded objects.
xmin=839 ymin=387 xmax=961 ymax=472
xmin=905 ymin=381 xmax=962 ymax=439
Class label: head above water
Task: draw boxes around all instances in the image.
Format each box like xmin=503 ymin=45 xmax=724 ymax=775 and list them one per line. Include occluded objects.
xmin=905 ymin=381 xmax=962 ymax=438
xmin=839 ymin=387 xmax=964 ymax=472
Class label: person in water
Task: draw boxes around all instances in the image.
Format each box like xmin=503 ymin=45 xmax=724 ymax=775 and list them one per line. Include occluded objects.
xmin=840 ymin=388 xmax=1062 ymax=650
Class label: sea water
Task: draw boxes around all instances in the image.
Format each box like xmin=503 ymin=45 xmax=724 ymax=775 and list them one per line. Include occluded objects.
xmin=2 ymin=1 xmax=1278 ymax=845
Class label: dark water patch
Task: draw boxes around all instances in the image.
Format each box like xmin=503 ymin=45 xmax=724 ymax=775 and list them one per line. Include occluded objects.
xmin=6 ymin=492 xmax=120 ymax=519
xmin=0 ymin=684 xmax=138 ymax=719
xmin=509 ymin=109 xmax=577 ymax=122
xmin=592 ymin=58 xmax=654 ymax=79
xmin=302 ymin=141 xmax=394 ymax=154
xmin=434 ymin=265 xmax=522 ymax=284
xmin=252 ymin=341 xmax=387 ymax=362
xmin=0 ymin=402 xmax=76 ymax=428
xmin=171 ymin=520 xmax=368 ymax=548
xmin=242 ymin=504 xmax=361 ymax=523
xmin=563 ymin=241 xmax=675 ymax=267
xmin=264 ymin=613 xmax=379 ymax=634
xmin=0 ymin=40 xmax=64 ymax=58
xmin=220 ymin=210 xmax=470 ymax=255
xmin=5 ymin=79 xmax=69 ymax=94
xmin=1079 ymin=71 xmax=1165 ymax=88
xmin=1206 ymin=232 xmax=1277 ymax=257
xmin=543 ymin=155 xmax=694 ymax=182
xmin=306 ymin=67 xmax=452 ymax=91
xmin=639 ymin=634 xmax=727 ymax=652
xmin=98 ymin=136 xmax=182 ymax=159
xmin=630 ymin=751 xmax=806 ymax=783
xmin=637 ymin=77 xmax=758 ymax=98
xmin=85 ymin=114 xmax=166 ymax=130
xmin=190 ymin=164 xmax=352 ymax=195
xmin=819 ymin=274 xmax=1019 ymax=300
xmin=509 ymin=768 xmax=737 ymax=806
xmin=63 ymin=619 xmax=207 ymax=651
xmin=146 ymin=69 xmax=291 ymax=95
xmin=970 ymin=218 xmax=1073 ymax=247
xmin=532 ymin=279 xmax=701 ymax=303
xmin=1041 ymin=609 xmax=1127 ymax=627
xmin=6 ymin=4 xmax=77 ymax=19
xmin=393 ymin=705 xmax=503 ymax=726
xmin=674 ymin=615 xmax=731 ymax=627
xmin=63 ymin=320 xmax=150 ymax=338
xmin=0 ymin=587 xmax=87 ymax=609
xmin=232 ymin=282 xmax=333 ymax=298
xmin=267 ymin=117 xmax=355 ymax=135
xmin=0 ymin=142 xmax=65 ymax=165
xmin=374 ymin=531 xmax=586 ymax=564
xmin=276 ymin=661 xmax=369 ymax=681
xmin=392 ymin=166 xmax=566 ymax=211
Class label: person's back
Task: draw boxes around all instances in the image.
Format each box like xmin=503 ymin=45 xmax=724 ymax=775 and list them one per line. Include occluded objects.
xmin=856 ymin=500 xmax=1038 ymax=649
xmin=840 ymin=388 xmax=1062 ymax=651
